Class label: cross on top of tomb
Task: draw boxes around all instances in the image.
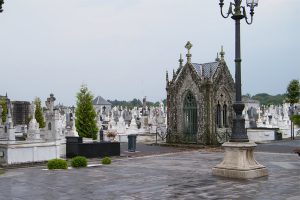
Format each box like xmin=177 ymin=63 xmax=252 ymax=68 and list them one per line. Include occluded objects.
xmin=185 ymin=41 xmax=193 ymax=63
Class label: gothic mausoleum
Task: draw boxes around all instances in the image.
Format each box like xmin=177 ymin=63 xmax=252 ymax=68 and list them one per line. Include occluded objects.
xmin=166 ymin=42 xmax=235 ymax=145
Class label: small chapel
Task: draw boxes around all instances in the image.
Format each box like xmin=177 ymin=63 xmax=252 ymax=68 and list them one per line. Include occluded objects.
xmin=166 ymin=42 xmax=235 ymax=145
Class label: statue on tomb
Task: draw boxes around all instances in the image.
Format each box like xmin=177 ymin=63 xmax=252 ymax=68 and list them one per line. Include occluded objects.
xmin=30 ymin=102 xmax=36 ymax=119
xmin=142 ymin=96 xmax=148 ymax=116
xmin=113 ymin=109 xmax=119 ymax=124
xmin=45 ymin=93 xmax=56 ymax=112
xmin=27 ymin=101 xmax=41 ymax=140
xmin=123 ymin=109 xmax=132 ymax=126
xmin=247 ymin=107 xmax=257 ymax=128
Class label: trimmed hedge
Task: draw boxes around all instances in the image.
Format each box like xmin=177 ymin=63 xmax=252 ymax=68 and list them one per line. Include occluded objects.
xmin=71 ymin=156 xmax=88 ymax=168
xmin=47 ymin=159 xmax=68 ymax=170
xmin=102 ymin=157 xmax=111 ymax=165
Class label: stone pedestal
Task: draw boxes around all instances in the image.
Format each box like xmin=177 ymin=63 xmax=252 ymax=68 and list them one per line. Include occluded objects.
xmin=212 ymin=142 xmax=268 ymax=179
xmin=7 ymin=129 xmax=16 ymax=141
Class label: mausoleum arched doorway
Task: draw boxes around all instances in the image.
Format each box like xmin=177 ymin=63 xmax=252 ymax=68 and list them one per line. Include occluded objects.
xmin=183 ymin=91 xmax=197 ymax=143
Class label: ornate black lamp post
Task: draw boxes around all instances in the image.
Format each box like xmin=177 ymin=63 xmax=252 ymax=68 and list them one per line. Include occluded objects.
xmin=212 ymin=0 xmax=267 ymax=179
xmin=219 ymin=0 xmax=258 ymax=142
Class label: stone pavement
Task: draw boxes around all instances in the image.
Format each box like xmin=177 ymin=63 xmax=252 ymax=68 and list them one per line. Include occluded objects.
xmin=120 ymin=142 xmax=196 ymax=157
xmin=0 ymin=146 xmax=300 ymax=199
xmin=255 ymin=137 xmax=300 ymax=154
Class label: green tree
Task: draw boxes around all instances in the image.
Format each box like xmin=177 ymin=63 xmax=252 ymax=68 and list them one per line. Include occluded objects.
xmin=252 ymin=93 xmax=286 ymax=106
xmin=286 ymin=79 xmax=300 ymax=105
xmin=292 ymin=115 xmax=300 ymax=127
xmin=75 ymin=85 xmax=98 ymax=140
xmin=0 ymin=98 xmax=7 ymax=123
xmin=286 ymin=79 xmax=300 ymax=139
xmin=34 ymin=97 xmax=46 ymax=128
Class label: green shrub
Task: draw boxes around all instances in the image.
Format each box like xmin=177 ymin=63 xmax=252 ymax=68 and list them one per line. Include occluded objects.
xmin=71 ymin=156 xmax=88 ymax=168
xmin=47 ymin=159 xmax=68 ymax=170
xmin=102 ymin=157 xmax=111 ymax=165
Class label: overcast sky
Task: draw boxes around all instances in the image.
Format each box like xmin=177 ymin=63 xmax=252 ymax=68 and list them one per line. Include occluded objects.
xmin=0 ymin=0 xmax=299 ymax=106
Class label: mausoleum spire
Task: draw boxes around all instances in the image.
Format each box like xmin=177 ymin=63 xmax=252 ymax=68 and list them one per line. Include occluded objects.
xmin=179 ymin=53 xmax=183 ymax=67
xmin=185 ymin=41 xmax=192 ymax=63
xmin=173 ymin=69 xmax=176 ymax=80
xmin=215 ymin=53 xmax=220 ymax=62
xmin=166 ymin=70 xmax=169 ymax=84
xmin=220 ymin=46 xmax=225 ymax=61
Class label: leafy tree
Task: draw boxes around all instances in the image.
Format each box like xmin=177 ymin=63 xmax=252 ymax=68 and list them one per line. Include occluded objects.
xmin=286 ymin=79 xmax=300 ymax=105
xmin=292 ymin=115 xmax=300 ymax=127
xmin=0 ymin=98 xmax=7 ymax=123
xmin=130 ymin=98 xmax=142 ymax=107
xmin=107 ymin=98 xmax=166 ymax=108
xmin=252 ymin=93 xmax=286 ymax=106
xmin=75 ymin=85 xmax=98 ymax=140
xmin=162 ymin=99 xmax=167 ymax=106
xmin=34 ymin=97 xmax=46 ymax=128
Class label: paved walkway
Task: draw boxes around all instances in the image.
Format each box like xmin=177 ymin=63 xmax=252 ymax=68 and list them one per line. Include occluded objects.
xmin=1 ymin=144 xmax=300 ymax=199
xmin=255 ymin=138 xmax=300 ymax=154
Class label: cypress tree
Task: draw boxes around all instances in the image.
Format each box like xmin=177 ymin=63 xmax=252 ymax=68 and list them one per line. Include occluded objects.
xmin=75 ymin=85 xmax=98 ymax=140
xmin=34 ymin=97 xmax=46 ymax=128
xmin=0 ymin=98 xmax=7 ymax=123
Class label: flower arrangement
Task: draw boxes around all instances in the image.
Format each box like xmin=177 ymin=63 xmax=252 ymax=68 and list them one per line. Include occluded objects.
xmin=106 ymin=130 xmax=117 ymax=138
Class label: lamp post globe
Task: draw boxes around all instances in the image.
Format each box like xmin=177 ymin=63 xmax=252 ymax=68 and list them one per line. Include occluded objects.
xmin=246 ymin=0 xmax=259 ymax=7
xmin=0 ymin=0 xmax=4 ymax=13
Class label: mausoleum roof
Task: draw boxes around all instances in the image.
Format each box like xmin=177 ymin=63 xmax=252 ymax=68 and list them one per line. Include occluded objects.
xmin=192 ymin=62 xmax=220 ymax=78
xmin=93 ymin=96 xmax=112 ymax=106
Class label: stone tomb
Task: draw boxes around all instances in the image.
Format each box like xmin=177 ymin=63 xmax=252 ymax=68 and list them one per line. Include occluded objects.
xmin=0 ymin=94 xmax=63 ymax=165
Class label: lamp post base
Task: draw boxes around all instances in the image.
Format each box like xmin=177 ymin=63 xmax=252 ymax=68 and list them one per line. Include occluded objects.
xmin=212 ymin=142 xmax=268 ymax=179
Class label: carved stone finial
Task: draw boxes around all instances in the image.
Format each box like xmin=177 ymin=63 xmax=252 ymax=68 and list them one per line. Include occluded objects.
xmin=220 ymin=46 xmax=225 ymax=60
xmin=215 ymin=53 xmax=220 ymax=62
xmin=185 ymin=41 xmax=192 ymax=63
xmin=185 ymin=41 xmax=193 ymax=52
xmin=179 ymin=53 xmax=183 ymax=67
xmin=173 ymin=69 xmax=176 ymax=80
xmin=166 ymin=70 xmax=169 ymax=82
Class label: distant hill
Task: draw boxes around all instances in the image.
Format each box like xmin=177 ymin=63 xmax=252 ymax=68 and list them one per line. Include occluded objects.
xmin=250 ymin=93 xmax=286 ymax=106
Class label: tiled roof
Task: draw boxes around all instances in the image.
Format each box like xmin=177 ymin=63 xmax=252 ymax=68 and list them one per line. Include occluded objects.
xmin=192 ymin=62 xmax=220 ymax=78
xmin=93 ymin=96 xmax=112 ymax=105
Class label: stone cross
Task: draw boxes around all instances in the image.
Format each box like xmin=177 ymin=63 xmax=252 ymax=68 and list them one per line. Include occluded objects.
xmin=185 ymin=41 xmax=192 ymax=63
